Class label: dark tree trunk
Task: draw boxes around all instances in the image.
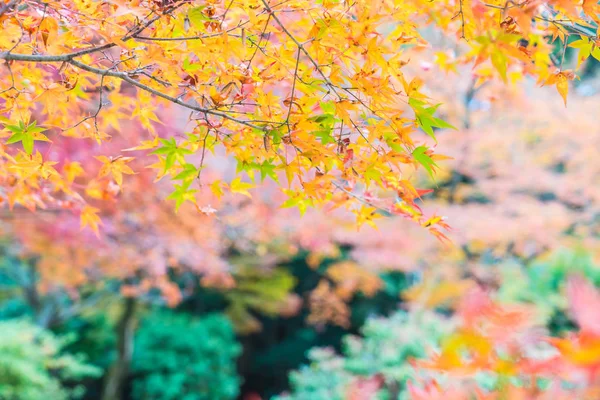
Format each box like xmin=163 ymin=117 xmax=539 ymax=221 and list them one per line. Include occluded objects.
xmin=102 ymin=297 xmax=137 ymax=400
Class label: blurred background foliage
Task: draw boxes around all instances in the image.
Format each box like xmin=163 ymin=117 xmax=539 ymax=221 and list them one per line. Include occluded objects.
xmin=2 ymin=242 xmax=600 ymax=399
xmin=274 ymin=311 xmax=450 ymax=400
xmin=130 ymin=311 xmax=241 ymax=400
xmin=0 ymin=319 xmax=100 ymax=400
xmin=0 ymin=243 xmax=414 ymax=399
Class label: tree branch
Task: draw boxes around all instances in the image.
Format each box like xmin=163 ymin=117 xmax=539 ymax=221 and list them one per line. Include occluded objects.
xmin=69 ymin=59 xmax=263 ymax=130
xmin=0 ymin=0 xmax=188 ymax=64
xmin=0 ymin=53 xmax=264 ymax=130
xmin=0 ymin=0 xmax=20 ymax=17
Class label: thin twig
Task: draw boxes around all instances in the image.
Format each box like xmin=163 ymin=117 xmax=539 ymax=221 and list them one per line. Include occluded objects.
xmin=0 ymin=0 xmax=20 ymax=18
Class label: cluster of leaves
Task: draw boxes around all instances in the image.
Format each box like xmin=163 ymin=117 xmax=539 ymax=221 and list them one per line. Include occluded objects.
xmin=277 ymin=249 xmax=600 ymax=399
xmin=405 ymin=273 xmax=600 ymax=399
xmin=0 ymin=299 xmax=244 ymax=400
xmin=0 ymin=318 xmax=100 ymax=400
xmin=275 ymin=310 xmax=450 ymax=400
xmin=0 ymin=242 xmax=413 ymax=398
xmin=131 ymin=310 xmax=241 ymax=400
xmin=1 ymin=0 xmax=600 ymax=237
xmin=496 ymin=248 xmax=600 ymax=331
xmin=2 ymin=0 xmax=600 ymax=343
xmin=220 ymin=261 xmax=297 ymax=334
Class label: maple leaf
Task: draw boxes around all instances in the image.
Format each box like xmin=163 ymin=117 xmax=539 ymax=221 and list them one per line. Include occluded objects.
xmin=210 ymin=180 xmax=225 ymax=199
xmin=490 ymin=47 xmax=508 ymax=82
xmin=167 ymin=181 xmax=197 ymax=212
xmin=123 ymin=136 xmax=160 ymax=151
xmin=151 ymin=138 xmax=193 ymax=174
xmin=429 ymin=228 xmax=452 ymax=245
xmin=63 ymin=162 xmax=85 ymax=183
xmin=409 ymin=98 xmax=456 ymax=142
xmin=583 ymin=0 xmax=600 ymax=23
xmin=173 ymin=163 xmax=199 ymax=182
xmin=80 ymin=205 xmax=102 ymax=236
xmin=4 ymin=120 xmax=50 ymax=155
xmin=95 ymin=155 xmax=136 ymax=187
xmin=542 ymin=71 xmax=577 ymax=106
xmin=258 ymin=160 xmax=278 ymax=183
xmin=229 ymin=177 xmax=255 ymax=198
xmin=353 ymin=205 xmax=383 ymax=229
xmin=412 ymin=146 xmax=438 ymax=180
xmin=281 ymin=189 xmax=314 ymax=216
xmin=9 ymin=151 xmax=58 ymax=180
xmin=569 ymin=37 xmax=600 ymax=67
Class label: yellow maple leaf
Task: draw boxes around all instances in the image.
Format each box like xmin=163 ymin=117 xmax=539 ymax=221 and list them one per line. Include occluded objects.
xmin=63 ymin=161 xmax=85 ymax=183
xmin=9 ymin=151 xmax=58 ymax=181
xmin=123 ymin=136 xmax=160 ymax=152
xmin=353 ymin=205 xmax=383 ymax=229
xmin=229 ymin=177 xmax=254 ymax=198
xmin=95 ymin=155 xmax=135 ymax=187
xmin=542 ymin=70 xmax=577 ymax=106
xmin=210 ymin=180 xmax=225 ymax=199
xmin=80 ymin=205 xmax=102 ymax=236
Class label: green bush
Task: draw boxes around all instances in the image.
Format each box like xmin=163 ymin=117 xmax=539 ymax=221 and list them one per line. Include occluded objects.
xmin=0 ymin=319 xmax=101 ymax=400
xmin=275 ymin=310 xmax=451 ymax=400
xmin=56 ymin=312 xmax=117 ymax=371
xmin=130 ymin=311 xmax=242 ymax=400
xmin=496 ymin=247 xmax=599 ymax=333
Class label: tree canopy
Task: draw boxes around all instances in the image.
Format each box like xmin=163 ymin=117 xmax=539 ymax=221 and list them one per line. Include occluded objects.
xmin=1 ymin=0 xmax=598 ymax=235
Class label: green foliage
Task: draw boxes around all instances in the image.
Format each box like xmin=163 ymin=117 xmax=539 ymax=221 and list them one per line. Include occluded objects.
xmin=130 ymin=310 xmax=242 ymax=400
xmin=5 ymin=119 xmax=48 ymax=155
xmin=224 ymin=261 xmax=297 ymax=334
xmin=56 ymin=312 xmax=117 ymax=370
xmin=409 ymin=98 xmax=456 ymax=142
xmin=412 ymin=146 xmax=438 ymax=180
xmin=275 ymin=310 xmax=451 ymax=400
xmin=0 ymin=319 xmax=101 ymax=400
xmin=232 ymin=254 xmax=412 ymax=398
xmin=497 ymin=247 xmax=599 ymax=333
xmin=276 ymin=348 xmax=354 ymax=400
xmin=0 ymin=255 xmax=34 ymax=320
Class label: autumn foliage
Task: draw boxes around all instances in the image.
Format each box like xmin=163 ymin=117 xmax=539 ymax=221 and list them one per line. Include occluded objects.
xmin=4 ymin=0 xmax=600 ymax=399
xmin=1 ymin=0 xmax=599 ymax=233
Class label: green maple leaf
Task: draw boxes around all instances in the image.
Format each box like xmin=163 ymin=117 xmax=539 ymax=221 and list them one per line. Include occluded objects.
xmin=412 ymin=145 xmax=438 ymax=181
xmin=167 ymin=181 xmax=197 ymax=212
xmin=409 ymin=98 xmax=456 ymax=142
xmin=5 ymin=120 xmax=49 ymax=155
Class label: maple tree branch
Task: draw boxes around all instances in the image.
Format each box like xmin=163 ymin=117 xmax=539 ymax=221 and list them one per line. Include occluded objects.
xmin=0 ymin=61 xmax=21 ymax=95
xmin=0 ymin=52 xmax=81 ymax=62
xmin=68 ymin=59 xmax=264 ymax=130
xmin=260 ymin=0 xmax=386 ymax=157
xmin=134 ymin=32 xmax=242 ymax=41
xmin=260 ymin=0 xmax=339 ymax=95
xmin=533 ymin=13 xmax=597 ymax=38
xmin=482 ymin=2 xmax=598 ymax=38
xmin=0 ymin=0 xmax=189 ymax=64
xmin=0 ymin=0 xmax=20 ymax=17
xmin=332 ymin=181 xmax=391 ymax=216
xmin=453 ymin=0 xmax=467 ymax=40
xmin=284 ymin=47 xmax=301 ymax=128
xmin=0 ymin=52 xmax=264 ymax=130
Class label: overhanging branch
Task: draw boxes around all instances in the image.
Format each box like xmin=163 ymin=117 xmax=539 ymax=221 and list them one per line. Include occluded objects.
xmin=0 ymin=52 xmax=264 ymax=130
